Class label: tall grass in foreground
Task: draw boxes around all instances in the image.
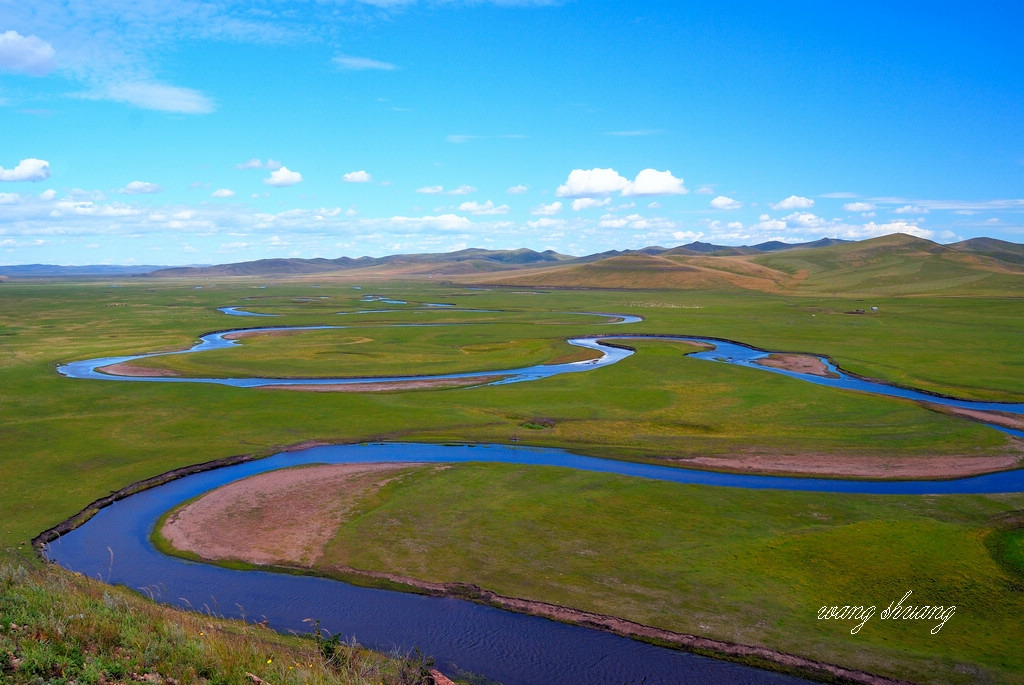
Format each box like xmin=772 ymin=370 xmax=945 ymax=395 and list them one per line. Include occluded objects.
xmin=0 ymin=556 xmax=435 ymax=685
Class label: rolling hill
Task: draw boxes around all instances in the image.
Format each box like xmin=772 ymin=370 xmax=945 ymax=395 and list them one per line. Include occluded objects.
xmin=6 ymin=234 xmax=1022 ymax=296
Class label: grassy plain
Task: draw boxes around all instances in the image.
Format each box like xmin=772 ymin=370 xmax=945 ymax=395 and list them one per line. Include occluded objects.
xmin=313 ymin=462 xmax=1024 ymax=685
xmin=1 ymin=275 xmax=1022 ymax=683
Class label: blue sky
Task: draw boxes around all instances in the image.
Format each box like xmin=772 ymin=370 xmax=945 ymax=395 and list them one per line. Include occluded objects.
xmin=1 ymin=1 xmax=1022 ymax=265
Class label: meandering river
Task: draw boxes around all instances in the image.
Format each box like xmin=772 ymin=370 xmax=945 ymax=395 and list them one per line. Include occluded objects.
xmin=47 ymin=308 xmax=1024 ymax=683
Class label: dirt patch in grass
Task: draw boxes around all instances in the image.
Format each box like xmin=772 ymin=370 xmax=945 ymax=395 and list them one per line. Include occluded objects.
xmin=753 ymin=353 xmax=838 ymax=378
xmin=923 ymin=404 xmax=1024 ymax=432
xmin=673 ymin=451 xmax=1021 ymax=479
xmin=160 ymin=462 xmax=423 ymax=566
xmin=261 ymin=375 xmax=507 ymax=392
xmin=222 ymin=329 xmax=304 ymax=340
xmin=96 ymin=362 xmax=182 ymax=377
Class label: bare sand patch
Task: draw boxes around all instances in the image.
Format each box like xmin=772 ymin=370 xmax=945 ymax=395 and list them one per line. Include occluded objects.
xmin=674 ymin=452 xmax=1021 ymax=479
xmin=97 ymin=362 xmax=181 ymax=377
xmin=222 ymin=329 xmax=304 ymax=340
xmin=161 ymin=463 xmax=423 ymax=566
xmin=924 ymin=404 xmax=1024 ymax=432
xmin=753 ymin=353 xmax=838 ymax=378
xmin=261 ymin=375 xmax=507 ymax=392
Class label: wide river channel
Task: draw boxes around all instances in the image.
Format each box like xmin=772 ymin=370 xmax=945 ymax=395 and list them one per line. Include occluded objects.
xmin=47 ymin=309 xmax=1024 ymax=684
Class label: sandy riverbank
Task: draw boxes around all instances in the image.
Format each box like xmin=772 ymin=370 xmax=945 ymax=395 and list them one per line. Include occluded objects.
xmin=753 ymin=353 xmax=838 ymax=378
xmin=161 ymin=462 xmax=427 ymax=566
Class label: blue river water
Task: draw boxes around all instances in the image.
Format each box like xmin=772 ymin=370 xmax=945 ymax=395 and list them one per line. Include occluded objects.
xmin=46 ymin=443 xmax=821 ymax=685
xmin=46 ymin=310 xmax=1024 ymax=683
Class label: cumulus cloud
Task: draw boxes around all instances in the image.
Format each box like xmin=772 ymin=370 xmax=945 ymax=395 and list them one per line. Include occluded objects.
xmin=572 ymin=197 xmax=611 ymax=211
xmin=557 ymin=167 xmax=687 ymax=198
xmin=0 ymin=31 xmax=57 ymax=76
xmin=120 ymin=181 xmax=162 ymax=194
xmin=333 ymin=55 xmax=398 ymax=71
xmin=843 ymin=202 xmax=876 ymax=212
xmin=623 ymin=169 xmax=687 ymax=196
xmin=531 ymin=201 xmax=562 ymax=216
xmin=694 ymin=186 xmax=715 ymax=195
xmin=556 ymin=168 xmax=630 ymax=198
xmin=710 ymin=196 xmax=742 ymax=210
xmin=771 ymin=195 xmax=815 ymax=210
xmin=342 ymin=170 xmax=372 ymax=183
xmin=507 ymin=184 xmax=529 ymax=194
xmin=458 ymin=200 xmax=509 ymax=215
xmin=264 ymin=167 xmax=302 ymax=187
xmin=211 ymin=188 xmax=235 ymax=198
xmin=236 ymin=158 xmax=263 ymax=170
xmin=0 ymin=158 xmax=51 ymax=182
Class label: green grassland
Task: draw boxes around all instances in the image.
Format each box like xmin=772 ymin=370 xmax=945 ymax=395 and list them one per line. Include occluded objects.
xmin=316 ymin=462 xmax=1024 ymax=685
xmin=1 ymin=274 xmax=1023 ymax=683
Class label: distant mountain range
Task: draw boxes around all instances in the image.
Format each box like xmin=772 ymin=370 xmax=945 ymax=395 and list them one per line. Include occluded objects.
xmin=3 ymin=234 xmax=1023 ymax=296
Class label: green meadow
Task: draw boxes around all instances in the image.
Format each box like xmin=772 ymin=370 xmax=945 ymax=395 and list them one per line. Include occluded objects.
xmin=1 ymin=275 xmax=1023 ymax=683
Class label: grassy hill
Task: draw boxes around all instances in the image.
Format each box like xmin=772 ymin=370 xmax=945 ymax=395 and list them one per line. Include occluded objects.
xmin=466 ymin=234 xmax=1024 ymax=295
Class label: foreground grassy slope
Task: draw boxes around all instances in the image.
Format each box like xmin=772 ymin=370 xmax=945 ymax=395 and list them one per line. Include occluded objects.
xmin=0 ymin=561 xmax=434 ymax=684
xmin=311 ymin=462 xmax=1024 ymax=685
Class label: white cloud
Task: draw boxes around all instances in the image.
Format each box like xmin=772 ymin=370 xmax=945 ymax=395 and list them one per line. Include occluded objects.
xmin=264 ymin=167 xmax=303 ymax=187
xmin=99 ymin=81 xmax=214 ymax=114
xmin=211 ymin=188 xmax=235 ymax=198
xmin=0 ymin=31 xmax=57 ymax=76
xmin=556 ymin=168 xmax=630 ymax=198
xmin=527 ymin=218 xmax=566 ymax=230
xmin=842 ymin=221 xmax=934 ymax=241
xmin=623 ymin=169 xmax=687 ymax=196
xmin=507 ymin=184 xmax=529 ymax=194
xmin=893 ymin=204 xmax=929 ymax=214
xmin=694 ymin=186 xmax=716 ymax=195
xmin=532 ymin=201 xmax=562 ymax=216
xmin=416 ymin=184 xmax=476 ymax=195
xmin=557 ymin=167 xmax=688 ymax=198
xmin=710 ymin=196 xmax=742 ymax=210
xmin=771 ymin=195 xmax=815 ymax=210
xmin=458 ymin=200 xmax=509 ymax=215
xmin=236 ymin=158 xmax=263 ymax=170
xmin=0 ymin=158 xmax=51 ymax=182
xmin=39 ymin=189 xmax=57 ymax=200
xmin=572 ymin=197 xmax=611 ymax=211
xmin=843 ymin=202 xmax=876 ymax=212
xmin=343 ymin=170 xmax=372 ymax=183
xmin=784 ymin=212 xmax=828 ymax=228
xmin=120 ymin=181 xmax=162 ymax=194
xmin=333 ymin=55 xmax=398 ymax=71
xmin=265 ymin=159 xmax=283 ymax=171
